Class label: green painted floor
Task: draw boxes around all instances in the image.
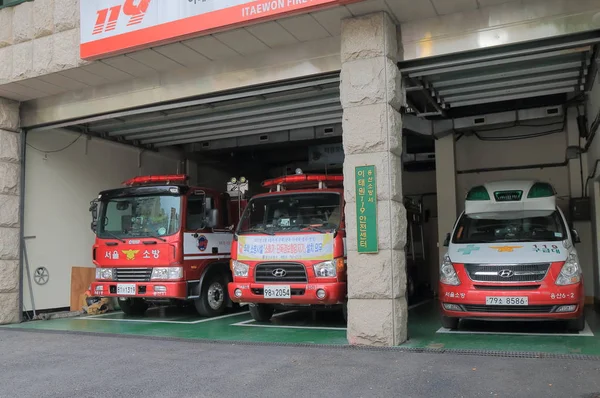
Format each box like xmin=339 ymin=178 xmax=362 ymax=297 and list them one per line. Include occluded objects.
xmin=4 ymin=301 xmax=600 ymax=357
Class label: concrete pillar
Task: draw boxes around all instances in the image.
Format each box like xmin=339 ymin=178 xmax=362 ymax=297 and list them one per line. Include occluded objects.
xmin=0 ymin=97 xmax=21 ymax=324
xmin=435 ymin=134 xmax=457 ymax=271
xmin=341 ymin=12 xmax=407 ymax=346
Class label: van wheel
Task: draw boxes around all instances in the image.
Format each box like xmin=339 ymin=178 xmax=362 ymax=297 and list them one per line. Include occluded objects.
xmin=441 ymin=316 xmax=459 ymax=329
xmin=567 ymin=314 xmax=585 ymax=332
xmin=119 ymin=298 xmax=148 ymax=316
xmin=249 ymin=304 xmax=274 ymax=322
xmin=195 ymin=273 xmax=227 ymax=317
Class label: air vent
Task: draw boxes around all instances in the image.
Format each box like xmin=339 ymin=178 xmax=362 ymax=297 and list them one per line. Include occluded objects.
xmin=546 ymin=107 xmax=560 ymax=115
xmin=259 ymin=135 xmax=269 ymax=142
xmin=473 ymin=117 xmax=486 ymax=125
xmin=323 ymin=127 xmax=335 ymax=136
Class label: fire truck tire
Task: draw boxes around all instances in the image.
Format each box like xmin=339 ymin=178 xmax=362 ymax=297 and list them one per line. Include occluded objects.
xmin=567 ymin=314 xmax=585 ymax=332
xmin=195 ymin=273 xmax=228 ymax=317
xmin=441 ymin=316 xmax=459 ymax=329
xmin=119 ymin=298 xmax=148 ymax=316
xmin=249 ymin=304 xmax=274 ymax=322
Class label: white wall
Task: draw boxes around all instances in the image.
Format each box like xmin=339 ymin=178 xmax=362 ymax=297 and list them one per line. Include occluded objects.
xmin=23 ymin=129 xmax=183 ymax=311
xmin=586 ymin=66 xmax=600 ymax=305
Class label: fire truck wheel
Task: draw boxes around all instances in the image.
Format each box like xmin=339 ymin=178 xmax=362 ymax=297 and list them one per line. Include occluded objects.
xmin=119 ymin=298 xmax=148 ymax=316
xmin=249 ymin=304 xmax=274 ymax=322
xmin=195 ymin=273 xmax=227 ymax=317
xmin=567 ymin=314 xmax=585 ymax=332
xmin=441 ymin=316 xmax=459 ymax=329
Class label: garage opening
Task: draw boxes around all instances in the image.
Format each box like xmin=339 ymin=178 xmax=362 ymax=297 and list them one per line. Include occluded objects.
xmin=18 ymin=72 xmax=356 ymax=342
xmin=398 ymin=30 xmax=600 ymax=353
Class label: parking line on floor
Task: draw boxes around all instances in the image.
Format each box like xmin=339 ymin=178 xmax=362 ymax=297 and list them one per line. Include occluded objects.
xmin=231 ymin=311 xmax=347 ymax=331
xmin=76 ymin=311 xmax=250 ymax=325
xmin=435 ymin=322 xmax=594 ymax=337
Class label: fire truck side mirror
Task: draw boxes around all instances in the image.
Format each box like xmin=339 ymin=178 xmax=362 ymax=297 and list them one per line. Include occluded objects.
xmin=571 ymin=229 xmax=581 ymax=244
xmin=443 ymin=233 xmax=450 ymax=247
xmin=89 ymin=200 xmax=99 ymax=233
xmin=89 ymin=201 xmax=98 ymax=219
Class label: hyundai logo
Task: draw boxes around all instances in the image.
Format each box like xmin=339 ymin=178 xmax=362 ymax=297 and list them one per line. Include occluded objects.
xmin=272 ymin=268 xmax=287 ymax=277
xmin=498 ymin=269 xmax=514 ymax=278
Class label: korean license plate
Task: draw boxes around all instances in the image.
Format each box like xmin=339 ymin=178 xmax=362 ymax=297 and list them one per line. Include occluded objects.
xmin=486 ymin=296 xmax=528 ymax=306
xmin=263 ymin=285 xmax=291 ymax=299
xmin=117 ymin=284 xmax=136 ymax=295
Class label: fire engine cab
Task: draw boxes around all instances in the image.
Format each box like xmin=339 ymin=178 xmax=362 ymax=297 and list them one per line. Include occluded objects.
xmin=228 ymin=171 xmax=347 ymax=322
xmin=89 ymin=174 xmax=246 ymax=317
xmin=439 ymin=180 xmax=585 ymax=331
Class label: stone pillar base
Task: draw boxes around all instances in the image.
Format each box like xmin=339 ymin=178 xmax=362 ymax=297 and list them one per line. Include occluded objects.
xmin=0 ymin=98 xmax=21 ymax=325
xmin=347 ymin=297 xmax=408 ymax=346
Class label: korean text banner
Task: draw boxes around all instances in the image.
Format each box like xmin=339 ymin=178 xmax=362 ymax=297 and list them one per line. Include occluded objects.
xmin=237 ymin=234 xmax=334 ymax=261
xmin=80 ymin=0 xmax=358 ymax=60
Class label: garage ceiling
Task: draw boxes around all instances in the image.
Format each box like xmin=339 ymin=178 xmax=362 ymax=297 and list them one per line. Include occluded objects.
xmin=401 ymin=32 xmax=600 ymax=118
xmin=29 ymin=73 xmax=341 ymax=150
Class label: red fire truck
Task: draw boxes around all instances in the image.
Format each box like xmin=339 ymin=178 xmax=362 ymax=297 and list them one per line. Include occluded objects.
xmin=89 ymin=174 xmax=246 ymax=317
xmin=227 ymin=172 xmax=348 ymax=322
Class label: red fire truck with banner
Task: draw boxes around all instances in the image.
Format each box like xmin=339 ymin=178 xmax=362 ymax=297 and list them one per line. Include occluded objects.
xmin=89 ymin=174 xmax=247 ymax=317
xmin=228 ymin=171 xmax=348 ymax=321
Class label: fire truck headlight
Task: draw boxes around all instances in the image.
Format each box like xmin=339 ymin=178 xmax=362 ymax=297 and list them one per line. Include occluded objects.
xmin=96 ymin=268 xmax=114 ymax=280
xmin=232 ymin=260 xmax=249 ymax=277
xmin=151 ymin=267 xmax=183 ymax=280
xmin=556 ymin=252 xmax=581 ymax=285
xmin=440 ymin=255 xmax=460 ymax=286
xmin=313 ymin=260 xmax=337 ymax=278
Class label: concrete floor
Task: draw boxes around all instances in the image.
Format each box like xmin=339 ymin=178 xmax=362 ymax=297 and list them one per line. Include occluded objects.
xmin=5 ymin=300 xmax=600 ymax=357
xmin=1 ymin=329 xmax=599 ymax=398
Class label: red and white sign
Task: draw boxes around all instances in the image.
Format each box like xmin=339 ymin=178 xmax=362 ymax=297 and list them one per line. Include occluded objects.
xmin=80 ymin=0 xmax=358 ymax=60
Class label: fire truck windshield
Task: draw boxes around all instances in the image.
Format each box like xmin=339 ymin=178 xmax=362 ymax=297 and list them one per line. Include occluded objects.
xmin=452 ymin=209 xmax=567 ymax=244
xmin=237 ymin=192 xmax=341 ymax=234
xmin=98 ymin=195 xmax=181 ymax=239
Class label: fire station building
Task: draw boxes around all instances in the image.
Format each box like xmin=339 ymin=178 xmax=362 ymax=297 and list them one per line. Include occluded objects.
xmin=1 ymin=0 xmax=600 ymax=348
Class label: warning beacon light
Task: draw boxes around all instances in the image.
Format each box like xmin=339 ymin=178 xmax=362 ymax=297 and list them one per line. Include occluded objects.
xmin=122 ymin=174 xmax=189 ymax=186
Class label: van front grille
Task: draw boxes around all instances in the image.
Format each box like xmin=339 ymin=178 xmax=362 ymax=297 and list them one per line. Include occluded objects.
xmin=114 ymin=268 xmax=152 ymax=282
xmin=255 ymin=263 xmax=307 ymax=283
xmin=464 ymin=263 xmax=550 ymax=283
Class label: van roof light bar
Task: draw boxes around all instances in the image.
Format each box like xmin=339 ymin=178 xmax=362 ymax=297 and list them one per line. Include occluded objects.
xmin=262 ymin=174 xmax=343 ymax=191
xmin=123 ymin=174 xmax=189 ymax=186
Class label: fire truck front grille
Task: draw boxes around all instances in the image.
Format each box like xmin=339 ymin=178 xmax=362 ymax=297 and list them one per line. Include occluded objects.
xmin=462 ymin=305 xmax=555 ymax=314
xmin=114 ymin=268 xmax=152 ymax=282
xmin=464 ymin=263 xmax=550 ymax=283
xmin=255 ymin=263 xmax=308 ymax=283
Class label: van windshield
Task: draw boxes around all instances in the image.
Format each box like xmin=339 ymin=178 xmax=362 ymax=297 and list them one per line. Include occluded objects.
xmin=452 ymin=210 xmax=567 ymax=244
xmin=237 ymin=192 xmax=342 ymax=234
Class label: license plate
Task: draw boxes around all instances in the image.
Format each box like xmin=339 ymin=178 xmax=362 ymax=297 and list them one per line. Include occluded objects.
xmin=486 ymin=296 xmax=528 ymax=306
xmin=117 ymin=284 xmax=136 ymax=295
xmin=263 ymin=285 xmax=291 ymax=299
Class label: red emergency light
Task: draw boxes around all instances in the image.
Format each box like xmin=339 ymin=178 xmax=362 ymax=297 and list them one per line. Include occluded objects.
xmin=122 ymin=174 xmax=189 ymax=186
xmin=262 ymin=174 xmax=343 ymax=189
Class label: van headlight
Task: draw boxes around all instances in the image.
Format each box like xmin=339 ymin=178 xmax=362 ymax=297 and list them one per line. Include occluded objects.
xmin=440 ymin=255 xmax=460 ymax=286
xmin=151 ymin=267 xmax=183 ymax=280
xmin=231 ymin=260 xmax=249 ymax=277
xmin=96 ymin=268 xmax=114 ymax=280
xmin=313 ymin=260 xmax=337 ymax=277
xmin=556 ymin=252 xmax=582 ymax=285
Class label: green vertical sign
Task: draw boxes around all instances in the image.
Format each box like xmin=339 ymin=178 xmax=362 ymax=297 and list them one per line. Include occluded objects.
xmin=355 ymin=165 xmax=378 ymax=253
